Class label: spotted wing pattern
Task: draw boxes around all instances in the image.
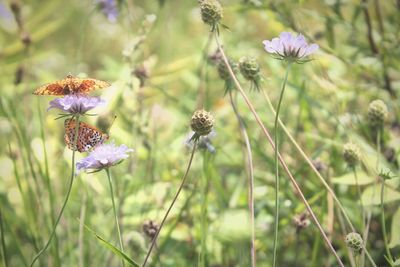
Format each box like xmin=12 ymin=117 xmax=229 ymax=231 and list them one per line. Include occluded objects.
xmin=64 ymin=119 xmax=108 ymax=152
xmin=33 ymin=75 xmax=111 ymax=95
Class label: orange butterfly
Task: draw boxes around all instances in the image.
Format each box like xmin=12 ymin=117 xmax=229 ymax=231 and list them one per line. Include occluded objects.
xmin=33 ymin=75 xmax=111 ymax=95
xmin=64 ymin=119 xmax=109 ymax=152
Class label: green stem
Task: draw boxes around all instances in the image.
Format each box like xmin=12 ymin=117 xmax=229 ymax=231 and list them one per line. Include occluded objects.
xmin=381 ymin=181 xmax=394 ymax=265
xmin=105 ymin=169 xmax=125 ymax=267
xmin=200 ymin=152 xmax=209 ymax=267
xmin=272 ymin=62 xmax=292 ymax=267
xmin=142 ymin=141 xmax=197 ymax=267
xmin=352 ymin=167 xmax=365 ymax=230
xmin=30 ymin=115 xmax=80 ymax=267
xmin=0 ymin=208 xmax=9 ymax=267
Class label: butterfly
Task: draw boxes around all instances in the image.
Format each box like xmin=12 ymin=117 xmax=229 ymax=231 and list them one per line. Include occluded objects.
xmin=64 ymin=119 xmax=109 ymax=152
xmin=33 ymin=74 xmax=111 ymax=95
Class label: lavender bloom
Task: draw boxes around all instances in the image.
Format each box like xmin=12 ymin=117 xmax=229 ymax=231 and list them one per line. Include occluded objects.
xmin=48 ymin=94 xmax=106 ymax=114
xmin=97 ymin=0 xmax=118 ymax=23
xmin=76 ymin=143 xmax=133 ymax=173
xmin=262 ymin=32 xmax=319 ymax=63
xmin=185 ymin=130 xmax=216 ymax=154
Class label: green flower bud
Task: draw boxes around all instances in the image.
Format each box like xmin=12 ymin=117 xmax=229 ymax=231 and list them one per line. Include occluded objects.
xmin=367 ymin=99 xmax=388 ymax=128
xmin=239 ymin=56 xmax=260 ymax=81
xmin=200 ymin=0 xmax=222 ymax=30
xmin=343 ymin=142 xmax=361 ymax=167
xmin=217 ymin=59 xmax=238 ymax=81
xmin=345 ymin=232 xmax=363 ymax=254
xmin=191 ymin=110 xmax=214 ymax=137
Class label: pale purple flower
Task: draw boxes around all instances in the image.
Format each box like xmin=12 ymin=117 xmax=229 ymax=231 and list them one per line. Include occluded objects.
xmin=262 ymin=32 xmax=319 ymax=63
xmin=97 ymin=0 xmax=118 ymax=23
xmin=48 ymin=94 xmax=106 ymax=114
xmin=76 ymin=143 xmax=133 ymax=173
xmin=185 ymin=130 xmax=216 ymax=154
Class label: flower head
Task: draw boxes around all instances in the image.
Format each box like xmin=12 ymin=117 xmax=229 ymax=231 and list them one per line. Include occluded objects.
xmin=217 ymin=58 xmax=238 ymax=94
xmin=367 ymin=99 xmax=388 ymax=128
xmin=190 ymin=109 xmax=215 ymax=138
xmin=263 ymin=32 xmax=319 ymax=63
xmin=185 ymin=130 xmax=216 ymax=154
xmin=200 ymin=0 xmax=223 ymax=32
xmin=239 ymin=57 xmax=262 ymax=91
xmin=48 ymin=94 xmax=106 ymax=115
xmin=345 ymin=232 xmax=363 ymax=254
xmin=343 ymin=142 xmax=361 ymax=168
xmin=76 ymin=143 xmax=133 ymax=173
xmin=97 ymin=0 xmax=118 ymax=23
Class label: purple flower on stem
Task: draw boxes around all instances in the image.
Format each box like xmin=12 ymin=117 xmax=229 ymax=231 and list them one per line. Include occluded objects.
xmin=48 ymin=94 xmax=106 ymax=115
xmin=76 ymin=143 xmax=133 ymax=173
xmin=262 ymin=32 xmax=319 ymax=63
xmin=97 ymin=0 xmax=118 ymax=23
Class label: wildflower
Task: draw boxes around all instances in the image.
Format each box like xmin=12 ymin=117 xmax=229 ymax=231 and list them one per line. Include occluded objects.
xmin=190 ymin=109 xmax=215 ymax=139
xmin=97 ymin=0 xmax=118 ymax=23
xmin=76 ymin=142 xmax=133 ymax=173
xmin=343 ymin=142 xmax=361 ymax=168
xmin=345 ymin=232 xmax=363 ymax=254
xmin=239 ymin=57 xmax=262 ymax=91
xmin=200 ymin=0 xmax=223 ymax=32
xmin=142 ymin=220 xmax=159 ymax=240
xmin=262 ymin=32 xmax=319 ymax=63
xmin=293 ymin=213 xmax=310 ymax=232
xmin=48 ymin=94 xmax=106 ymax=115
xmin=217 ymin=58 xmax=238 ymax=93
xmin=185 ymin=130 xmax=216 ymax=154
xmin=367 ymin=99 xmax=388 ymax=128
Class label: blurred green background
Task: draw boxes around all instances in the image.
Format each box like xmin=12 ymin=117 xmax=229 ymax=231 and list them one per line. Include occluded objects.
xmin=1 ymin=0 xmax=400 ymax=266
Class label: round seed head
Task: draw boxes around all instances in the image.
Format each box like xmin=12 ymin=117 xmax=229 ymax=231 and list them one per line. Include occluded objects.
xmin=217 ymin=58 xmax=238 ymax=81
xmin=191 ymin=110 xmax=214 ymax=137
xmin=239 ymin=57 xmax=261 ymax=81
xmin=142 ymin=220 xmax=159 ymax=240
xmin=200 ymin=0 xmax=223 ymax=27
xmin=345 ymin=232 xmax=363 ymax=254
xmin=343 ymin=142 xmax=361 ymax=167
xmin=367 ymin=99 xmax=388 ymax=128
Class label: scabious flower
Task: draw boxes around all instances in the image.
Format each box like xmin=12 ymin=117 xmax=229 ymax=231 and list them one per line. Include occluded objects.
xmin=263 ymin=32 xmax=319 ymax=63
xmin=367 ymin=99 xmax=388 ymax=128
xmin=185 ymin=130 xmax=216 ymax=154
xmin=343 ymin=142 xmax=361 ymax=168
xmin=217 ymin=58 xmax=238 ymax=94
xmin=190 ymin=109 xmax=215 ymax=138
xmin=48 ymin=94 xmax=106 ymax=115
xmin=200 ymin=0 xmax=223 ymax=32
xmin=97 ymin=0 xmax=118 ymax=23
xmin=76 ymin=143 xmax=133 ymax=173
xmin=345 ymin=232 xmax=363 ymax=254
xmin=239 ymin=56 xmax=262 ymax=91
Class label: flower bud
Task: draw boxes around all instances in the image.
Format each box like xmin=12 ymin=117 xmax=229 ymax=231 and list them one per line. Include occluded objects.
xmin=343 ymin=142 xmax=361 ymax=167
xmin=200 ymin=0 xmax=223 ymax=30
xmin=239 ymin=57 xmax=260 ymax=81
xmin=142 ymin=220 xmax=159 ymax=240
xmin=345 ymin=232 xmax=363 ymax=254
xmin=367 ymin=99 xmax=388 ymax=128
xmin=191 ymin=110 xmax=214 ymax=137
xmin=217 ymin=58 xmax=238 ymax=81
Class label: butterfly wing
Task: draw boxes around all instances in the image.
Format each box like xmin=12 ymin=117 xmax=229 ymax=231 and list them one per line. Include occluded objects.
xmin=64 ymin=119 xmax=108 ymax=152
xmin=34 ymin=76 xmax=111 ymax=95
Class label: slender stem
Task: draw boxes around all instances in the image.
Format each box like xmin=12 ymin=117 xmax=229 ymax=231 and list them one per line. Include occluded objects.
xmin=261 ymin=90 xmax=356 ymax=232
xmin=229 ymin=91 xmax=256 ymax=267
xmin=30 ymin=115 xmax=80 ymax=267
xmin=105 ymin=169 xmax=125 ymax=267
xmin=272 ymin=62 xmax=292 ymax=267
xmin=352 ymin=167 xmax=365 ymax=230
xmin=0 ymin=208 xmax=9 ymax=267
xmin=214 ymin=33 xmax=345 ymax=267
xmin=142 ymin=141 xmax=197 ymax=267
xmin=381 ymin=180 xmax=394 ymax=265
xmin=200 ymin=152 xmax=209 ymax=267
xmin=78 ymin=191 xmax=87 ymax=267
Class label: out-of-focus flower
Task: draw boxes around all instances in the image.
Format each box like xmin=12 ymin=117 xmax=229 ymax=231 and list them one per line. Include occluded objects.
xmin=217 ymin=58 xmax=238 ymax=94
xmin=367 ymin=99 xmax=388 ymax=128
xmin=263 ymin=32 xmax=319 ymax=63
xmin=76 ymin=143 xmax=133 ymax=173
xmin=293 ymin=213 xmax=310 ymax=232
xmin=185 ymin=130 xmax=216 ymax=154
xmin=343 ymin=142 xmax=361 ymax=168
xmin=239 ymin=57 xmax=262 ymax=91
xmin=48 ymin=94 xmax=106 ymax=115
xmin=97 ymin=0 xmax=118 ymax=23
xmin=142 ymin=220 xmax=159 ymax=240
xmin=200 ymin=0 xmax=223 ymax=32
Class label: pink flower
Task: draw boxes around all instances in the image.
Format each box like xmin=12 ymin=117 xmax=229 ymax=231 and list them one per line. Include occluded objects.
xmin=48 ymin=94 xmax=106 ymax=114
xmin=263 ymin=32 xmax=318 ymax=63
